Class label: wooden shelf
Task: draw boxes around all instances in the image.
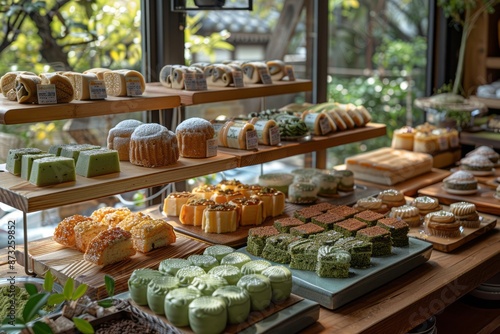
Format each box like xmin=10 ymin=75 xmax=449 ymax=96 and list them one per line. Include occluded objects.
xmin=470 ymin=95 xmax=500 ymax=109
xmin=0 ymin=88 xmax=181 ymax=125
xmin=147 ymin=79 xmax=312 ymax=106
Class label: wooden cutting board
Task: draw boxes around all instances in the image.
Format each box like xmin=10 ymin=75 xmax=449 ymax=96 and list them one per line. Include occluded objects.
xmin=417 ymin=182 xmax=500 ymax=216
xmin=15 ymin=235 xmax=209 ymax=300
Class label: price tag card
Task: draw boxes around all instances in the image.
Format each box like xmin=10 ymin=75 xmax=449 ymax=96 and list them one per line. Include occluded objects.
xmin=285 ymin=65 xmax=296 ymax=81
xmin=259 ymin=68 xmax=273 ymax=84
xmin=89 ymin=80 xmax=107 ymax=100
xmin=37 ymin=84 xmax=57 ymax=104
xmin=184 ymin=72 xmax=198 ymax=91
xmin=126 ymin=77 xmax=143 ymax=96
xmin=269 ymin=126 xmax=281 ymax=146
xmin=319 ymin=117 xmax=332 ymax=135
xmin=196 ymin=72 xmax=208 ymax=91
xmin=245 ymin=130 xmax=259 ymax=150
xmin=206 ymin=138 xmax=218 ymax=157
xmin=232 ymin=70 xmax=244 ymax=87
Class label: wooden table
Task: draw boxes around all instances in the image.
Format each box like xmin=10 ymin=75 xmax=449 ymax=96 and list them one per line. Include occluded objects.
xmin=1 ymin=226 xmax=499 ymax=334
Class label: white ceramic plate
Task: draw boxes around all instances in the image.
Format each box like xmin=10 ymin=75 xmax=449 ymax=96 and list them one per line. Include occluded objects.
xmin=442 ymin=186 xmax=478 ymax=195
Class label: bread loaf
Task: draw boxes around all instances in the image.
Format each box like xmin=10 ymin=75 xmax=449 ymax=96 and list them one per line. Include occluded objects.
xmin=84 ymin=227 xmax=136 ymax=265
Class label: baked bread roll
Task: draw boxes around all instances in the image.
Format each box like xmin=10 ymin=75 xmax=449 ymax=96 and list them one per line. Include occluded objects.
xmin=241 ymin=62 xmax=268 ymax=84
xmin=84 ymin=67 xmax=112 ymax=80
xmin=176 ymin=117 xmax=216 ymax=158
xmin=179 ymin=198 xmax=216 ymax=226
xmin=53 ymin=214 xmax=95 ymax=248
xmin=39 ymin=72 xmax=74 ymax=103
xmin=84 ymin=227 xmax=136 ymax=265
xmin=249 ymin=118 xmax=279 ymax=145
xmin=100 ymin=207 xmax=132 ymax=227
xmin=130 ymin=219 xmax=176 ymax=253
xmin=204 ymin=64 xmax=234 ymax=87
xmin=1 ymin=71 xmax=35 ymax=100
xmin=16 ymin=74 xmax=42 ymax=104
xmin=117 ymin=211 xmax=154 ymax=231
xmin=74 ymin=220 xmax=108 ymax=252
xmin=107 ymin=119 xmax=144 ymax=161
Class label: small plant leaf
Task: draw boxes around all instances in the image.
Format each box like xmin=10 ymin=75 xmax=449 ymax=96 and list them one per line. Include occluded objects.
xmin=31 ymin=321 xmax=54 ymax=334
xmin=22 ymin=292 xmax=49 ymax=323
xmin=97 ymin=299 xmax=114 ymax=308
xmin=24 ymin=283 xmax=38 ymax=296
xmin=104 ymin=275 xmax=115 ymax=297
xmin=63 ymin=278 xmax=74 ymax=300
xmin=73 ymin=317 xmax=94 ymax=334
xmin=43 ymin=271 xmax=55 ymax=292
xmin=72 ymin=284 xmax=88 ymax=301
xmin=47 ymin=293 xmax=66 ymax=306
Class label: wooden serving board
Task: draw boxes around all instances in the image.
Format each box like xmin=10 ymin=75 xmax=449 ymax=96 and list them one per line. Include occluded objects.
xmin=408 ymin=213 xmax=497 ymax=252
xmin=417 ymin=182 xmax=500 ymax=216
xmin=146 ymin=185 xmax=381 ymax=247
xmin=15 ymin=235 xmax=209 ymax=300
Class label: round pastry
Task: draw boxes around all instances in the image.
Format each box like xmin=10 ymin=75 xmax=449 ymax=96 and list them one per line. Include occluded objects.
xmin=258 ymin=173 xmax=294 ymax=195
xmin=466 ymin=145 xmax=499 ymax=163
xmin=187 ymin=254 xmax=219 ymax=272
xmin=212 ymin=285 xmax=251 ymax=325
xmin=377 ymin=189 xmax=406 ymax=209
xmin=424 ymin=210 xmax=461 ymax=238
xmin=220 ymin=252 xmax=252 ymax=269
xmin=311 ymin=173 xmax=340 ymax=197
xmin=147 ymin=276 xmax=180 ymax=315
xmin=73 ymin=219 xmax=108 ymax=253
xmin=460 ymin=155 xmax=494 ymax=173
xmin=53 ymin=214 xmax=94 ymax=248
xmin=188 ymin=296 xmax=227 ymax=334
xmin=391 ymin=126 xmax=415 ymax=151
xmin=175 ymin=266 xmax=207 ymax=286
xmin=208 ymin=265 xmax=242 ymax=285
xmin=128 ymin=268 xmax=165 ymax=306
xmin=91 ymin=206 xmax=123 ymax=223
xmin=449 ymin=202 xmax=481 ymax=228
xmin=189 ymin=274 xmax=228 ymax=296
xmin=159 ymin=258 xmax=191 ymax=276
xmin=261 ymin=265 xmax=293 ymax=302
xmin=180 ymin=198 xmax=216 ymax=226
xmin=100 ymin=207 xmax=132 ymax=227
xmin=129 ymin=123 xmax=180 ymax=167
xmin=353 ymin=196 xmax=388 ymax=213
xmin=203 ymin=244 xmax=235 ymax=262
xmin=175 ymin=117 xmax=215 ymax=158
xmin=237 ymin=274 xmax=272 ymax=311
xmin=240 ymin=260 xmax=272 ymax=275
xmin=288 ymin=182 xmax=318 ymax=204
xmin=389 ymin=204 xmax=421 ymax=227
xmin=164 ymin=287 xmax=202 ymax=327
xmin=107 ymin=119 xmax=143 ymax=161
xmin=442 ymin=171 xmax=478 ymax=193
xmin=410 ymin=196 xmax=442 ymax=216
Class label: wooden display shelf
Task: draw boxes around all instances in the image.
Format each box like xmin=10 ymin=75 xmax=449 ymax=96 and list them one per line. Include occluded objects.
xmin=469 ymin=95 xmax=500 ymax=110
xmin=0 ymin=87 xmax=181 ymax=125
xmin=146 ymin=79 xmax=312 ymax=106
xmin=0 ymin=153 xmax=238 ymax=213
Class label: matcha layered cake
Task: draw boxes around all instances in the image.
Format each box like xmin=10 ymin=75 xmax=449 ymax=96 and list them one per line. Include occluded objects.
xmin=290 ymin=222 xmax=325 ymax=238
xmin=29 ymin=156 xmax=76 ymax=186
xmin=246 ymin=226 xmax=280 ymax=256
xmin=316 ymin=245 xmax=352 ymax=278
xmin=75 ymin=148 xmax=120 ymax=177
xmin=6 ymin=148 xmax=43 ymax=176
xmin=328 ymin=204 xmax=358 ymax=219
xmin=356 ymin=226 xmax=392 ymax=256
xmin=311 ymin=212 xmax=345 ymax=230
xmin=273 ymin=217 xmax=304 ymax=233
xmin=293 ymin=207 xmax=323 ymax=223
xmin=377 ymin=217 xmax=410 ymax=247
xmin=309 ymin=230 xmax=344 ymax=245
xmin=335 ymin=237 xmax=373 ymax=268
xmin=334 ymin=218 xmax=368 ymax=237
xmin=260 ymin=233 xmax=300 ymax=263
xmin=288 ymin=238 xmax=322 ymax=271
xmin=308 ymin=202 xmax=337 ymax=213
xmin=59 ymin=143 xmax=100 ymax=162
xmin=354 ymin=210 xmax=385 ymax=227
xmin=20 ymin=153 xmax=55 ymax=180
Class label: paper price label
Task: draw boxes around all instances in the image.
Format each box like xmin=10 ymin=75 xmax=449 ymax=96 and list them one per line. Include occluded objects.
xmin=89 ymin=80 xmax=107 ymax=100
xmin=206 ymin=138 xmax=218 ymax=157
xmin=269 ymin=126 xmax=281 ymax=146
xmin=126 ymin=77 xmax=143 ymax=96
xmin=259 ymin=68 xmax=273 ymax=84
xmin=184 ymin=72 xmax=198 ymax=91
xmin=285 ymin=65 xmax=296 ymax=81
xmin=319 ymin=117 xmax=332 ymax=135
xmin=232 ymin=70 xmax=244 ymax=87
xmin=37 ymin=84 xmax=57 ymax=104
xmin=196 ymin=73 xmax=208 ymax=91
xmin=246 ymin=130 xmax=259 ymax=150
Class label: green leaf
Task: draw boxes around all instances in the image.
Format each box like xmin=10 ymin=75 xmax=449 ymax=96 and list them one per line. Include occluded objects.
xmin=104 ymin=275 xmax=115 ymax=297
xmin=22 ymin=293 xmax=49 ymax=323
xmin=47 ymin=293 xmax=66 ymax=306
xmin=43 ymin=271 xmax=55 ymax=292
xmin=31 ymin=321 xmax=54 ymax=334
xmin=24 ymin=283 xmax=38 ymax=296
xmin=72 ymin=284 xmax=88 ymax=301
xmin=0 ymin=324 xmax=27 ymax=332
xmin=72 ymin=317 xmax=94 ymax=334
xmin=63 ymin=278 xmax=74 ymax=300
xmin=97 ymin=299 xmax=114 ymax=308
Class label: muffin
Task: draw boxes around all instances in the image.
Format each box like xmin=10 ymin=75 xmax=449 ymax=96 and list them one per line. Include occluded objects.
xmin=466 ymin=145 xmax=499 ymax=163
xmin=388 ymin=204 xmax=421 ymax=227
xmin=175 ymin=117 xmax=216 ymax=158
xmin=460 ymin=155 xmax=494 ymax=172
xmin=449 ymin=202 xmax=481 ymax=228
xmin=377 ymin=189 xmax=406 ymax=209
xmin=107 ymin=119 xmax=143 ymax=161
xmin=129 ymin=123 xmax=179 ymax=167
xmin=353 ymin=196 xmax=388 ymax=213
xmin=442 ymin=171 xmax=478 ymax=193
xmin=424 ymin=210 xmax=461 ymax=238
xmin=410 ymin=196 xmax=442 ymax=216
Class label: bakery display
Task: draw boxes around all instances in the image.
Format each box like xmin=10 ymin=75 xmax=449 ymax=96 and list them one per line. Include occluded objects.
xmin=176 ymin=117 xmax=216 ymax=158
xmin=442 ymin=170 xmax=478 ymax=194
xmin=449 ymin=202 xmax=481 ymax=228
xmin=424 ymin=210 xmax=461 ymax=238
xmin=129 ymin=123 xmax=180 ymax=167
xmin=107 ymin=119 xmax=143 ymax=161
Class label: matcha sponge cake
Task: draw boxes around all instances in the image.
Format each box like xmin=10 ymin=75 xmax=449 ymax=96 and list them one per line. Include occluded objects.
xmin=261 ymin=265 xmax=293 ymax=302
xmin=208 ymin=265 xmax=242 ymax=285
xmin=189 ymin=296 xmax=227 ymax=334
xmin=147 ymin=275 xmax=180 ymax=315
xmin=377 ymin=217 xmax=410 ymax=247
xmin=316 ymin=245 xmax=351 ymax=278
xmin=203 ymin=244 xmax=235 ymax=262
xmin=188 ymin=273 xmax=228 ymax=296
xmin=288 ymin=238 xmax=322 ymax=271
xmin=164 ymin=287 xmax=202 ymax=327
xmin=356 ymin=226 xmax=392 ymax=256
xmin=246 ymin=225 xmax=280 ymax=256
xmin=335 ymin=237 xmax=372 ymax=268
xmin=212 ymin=285 xmax=251 ymax=325
xmin=237 ymin=274 xmax=272 ymax=311
xmin=159 ymin=258 xmax=191 ymax=276
xmin=261 ymin=233 xmax=300 ymax=264
xmin=6 ymin=148 xmax=43 ymax=176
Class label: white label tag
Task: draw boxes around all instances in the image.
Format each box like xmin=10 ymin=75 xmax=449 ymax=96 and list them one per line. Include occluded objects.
xmin=246 ymin=130 xmax=259 ymax=150
xmin=206 ymin=138 xmax=218 ymax=157
xmin=125 ymin=77 xmax=143 ymax=96
xmin=285 ymin=65 xmax=296 ymax=81
xmin=89 ymin=80 xmax=107 ymax=100
xmin=269 ymin=126 xmax=281 ymax=145
xmin=232 ymin=70 xmax=244 ymax=87
xmin=37 ymin=84 xmax=57 ymax=104
xmin=259 ymin=68 xmax=273 ymax=84
xmin=319 ymin=116 xmax=332 ymax=135
xmin=196 ymin=72 xmax=207 ymax=91
xmin=184 ymin=72 xmax=198 ymax=90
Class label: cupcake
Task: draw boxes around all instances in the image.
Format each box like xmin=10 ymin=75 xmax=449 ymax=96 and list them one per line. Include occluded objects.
xmin=442 ymin=171 xmax=478 ymax=193
xmin=449 ymin=202 xmax=481 ymax=228
xmin=466 ymin=145 xmax=499 ymax=163
xmin=388 ymin=204 xmax=421 ymax=227
xmin=460 ymin=155 xmax=494 ymax=173
xmin=377 ymin=189 xmax=406 ymax=209
xmin=353 ymin=196 xmax=388 ymax=213
xmin=424 ymin=210 xmax=461 ymax=238
xmin=410 ymin=196 xmax=442 ymax=216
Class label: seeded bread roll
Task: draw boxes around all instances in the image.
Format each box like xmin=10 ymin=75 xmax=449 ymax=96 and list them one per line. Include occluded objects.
xmin=53 ymin=214 xmax=95 ymax=248
xmin=84 ymin=227 xmax=136 ymax=265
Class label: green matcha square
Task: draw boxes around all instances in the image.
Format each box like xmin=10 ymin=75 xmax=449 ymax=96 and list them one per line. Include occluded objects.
xmin=48 ymin=143 xmax=77 ymax=156
xmin=29 ymin=157 xmax=76 ymax=186
xmin=21 ymin=153 xmax=55 ymax=180
xmin=59 ymin=144 xmax=101 ymax=162
xmin=6 ymin=148 xmax=43 ymax=176
xmin=75 ymin=149 xmax=120 ymax=177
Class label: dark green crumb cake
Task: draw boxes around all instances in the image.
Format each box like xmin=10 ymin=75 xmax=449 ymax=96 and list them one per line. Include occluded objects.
xmin=274 ymin=217 xmax=305 ymax=233
xmin=261 ymin=233 xmax=301 ymax=264
xmin=377 ymin=217 xmax=410 ymax=247
xmin=309 ymin=230 xmax=344 ymax=245
xmin=293 ymin=207 xmax=323 ymax=223
xmin=290 ymin=222 xmax=325 ymax=238
xmin=327 ymin=205 xmax=358 ymax=219
xmin=354 ymin=210 xmax=386 ymax=227
xmin=246 ymin=226 xmax=280 ymax=256
xmin=308 ymin=202 xmax=338 ymax=213
xmin=334 ymin=237 xmax=372 ymax=268
xmin=316 ymin=245 xmax=351 ymax=278
xmin=356 ymin=226 xmax=392 ymax=256
xmin=311 ymin=212 xmax=345 ymax=230
xmin=334 ymin=218 xmax=368 ymax=237
xmin=288 ymin=238 xmax=322 ymax=271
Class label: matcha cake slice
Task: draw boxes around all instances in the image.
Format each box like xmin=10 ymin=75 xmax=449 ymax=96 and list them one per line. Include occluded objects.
xmin=309 ymin=230 xmax=344 ymax=245
xmin=311 ymin=212 xmax=345 ymax=230
xmin=290 ymin=222 xmax=325 ymax=238
xmin=354 ymin=210 xmax=385 ymax=227
xmin=356 ymin=226 xmax=392 ymax=256
xmin=20 ymin=153 xmax=55 ymax=180
xmin=246 ymin=226 xmax=280 ymax=256
xmin=60 ymin=144 xmax=101 ymax=162
xmin=377 ymin=217 xmax=410 ymax=247
xmin=75 ymin=148 xmax=120 ymax=177
xmin=334 ymin=218 xmax=368 ymax=237
xmin=29 ymin=156 xmax=76 ymax=186
xmin=316 ymin=245 xmax=351 ymax=278
xmin=293 ymin=207 xmax=323 ymax=223
xmin=273 ymin=217 xmax=304 ymax=233
xmin=288 ymin=238 xmax=322 ymax=271
xmin=261 ymin=233 xmax=301 ymax=264
xmin=334 ymin=237 xmax=373 ymax=268
xmin=327 ymin=205 xmax=358 ymax=219
xmin=6 ymin=148 xmax=43 ymax=176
